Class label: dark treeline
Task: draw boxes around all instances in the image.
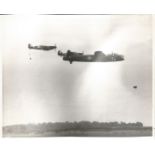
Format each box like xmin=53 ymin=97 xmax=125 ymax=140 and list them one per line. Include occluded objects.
xmin=3 ymin=121 xmax=144 ymax=134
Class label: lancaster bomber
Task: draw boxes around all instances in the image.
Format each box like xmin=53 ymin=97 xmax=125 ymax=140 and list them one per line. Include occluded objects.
xmin=58 ymin=50 xmax=124 ymax=64
xmin=28 ymin=43 xmax=57 ymax=51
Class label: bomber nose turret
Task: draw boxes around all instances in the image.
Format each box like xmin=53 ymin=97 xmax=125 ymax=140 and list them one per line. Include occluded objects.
xmin=58 ymin=50 xmax=63 ymax=56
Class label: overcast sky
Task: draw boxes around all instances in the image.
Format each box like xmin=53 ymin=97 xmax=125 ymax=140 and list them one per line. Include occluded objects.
xmin=1 ymin=15 xmax=152 ymax=126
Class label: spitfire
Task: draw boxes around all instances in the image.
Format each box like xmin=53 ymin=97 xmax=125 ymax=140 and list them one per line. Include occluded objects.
xmin=28 ymin=44 xmax=57 ymax=51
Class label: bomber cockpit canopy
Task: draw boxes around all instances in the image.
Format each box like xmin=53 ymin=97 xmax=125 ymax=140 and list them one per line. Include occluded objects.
xmin=94 ymin=51 xmax=105 ymax=56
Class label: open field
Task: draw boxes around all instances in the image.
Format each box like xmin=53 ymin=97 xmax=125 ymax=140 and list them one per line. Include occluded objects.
xmin=3 ymin=128 xmax=152 ymax=137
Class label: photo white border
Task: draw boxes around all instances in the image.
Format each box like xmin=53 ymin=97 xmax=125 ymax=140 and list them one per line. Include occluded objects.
xmin=0 ymin=0 xmax=155 ymax=155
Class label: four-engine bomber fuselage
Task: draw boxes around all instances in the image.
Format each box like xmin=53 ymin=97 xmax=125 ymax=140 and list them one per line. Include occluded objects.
xmin=58 ymin=50 xmax=124 ymax=64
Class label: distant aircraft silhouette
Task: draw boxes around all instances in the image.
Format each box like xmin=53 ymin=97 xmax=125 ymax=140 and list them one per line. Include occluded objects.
xmin=133 ymin=85 xmax=137 ymax=89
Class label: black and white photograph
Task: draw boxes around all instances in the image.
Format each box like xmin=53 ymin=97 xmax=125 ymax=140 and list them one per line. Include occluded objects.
xmin=1 ymin=14 xmax=152 ymax=137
